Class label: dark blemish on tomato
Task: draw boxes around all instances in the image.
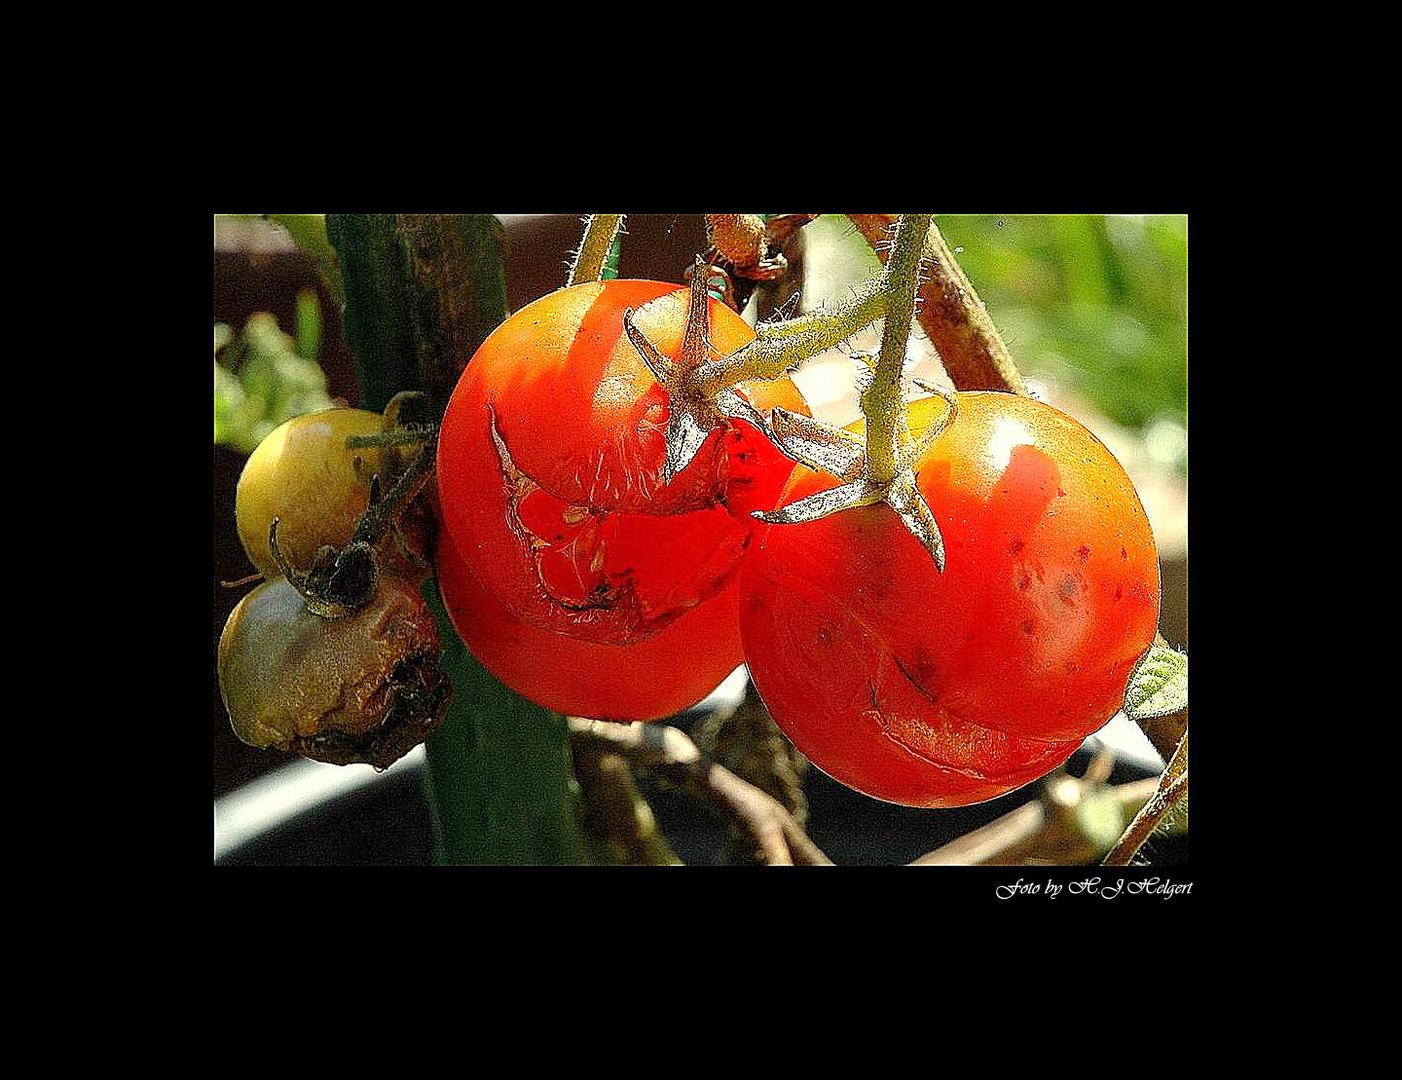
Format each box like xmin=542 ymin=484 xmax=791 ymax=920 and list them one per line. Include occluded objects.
xmin=1057 ymin=487 xmax=1066 ymax=497
xmin=1058 ymin=574 xmax=1079 ymax=605
xmin=1021 ymin=618 xmax=1035 ymax=634
xmin=1016 ymin=569 xmax=1032 ymax=591
xmin=965 ymin=631 xmax=976 ymax=642
xmin=894 ymin=653 xmax=939 ymax=704
xmin=1077 ymin=545 xmax=1091 ymax=562
xmin=1063 ymin=661 xmax=1080 ymax=674
xmin=1115 ymin=585 xmax=1124 ymax=601
xmin=1121 ymin=547 xmax=1128 ymax=560
xmin=1008 ymin=537 xmax=1025 ymax=556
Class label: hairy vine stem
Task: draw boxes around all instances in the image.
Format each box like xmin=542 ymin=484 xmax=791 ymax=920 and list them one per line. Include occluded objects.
xmin=693 ymin=276 xmax=889 ymax=393
xmin=847 ymin=214 xmax=1028 ymax=395
xmin=566 ymin=215 xmax=625 ymax=287
xmin=1103 ymin=730 xmax=1188 ymax=866
xmin=862 ymin=213 xmax=932 ymax=484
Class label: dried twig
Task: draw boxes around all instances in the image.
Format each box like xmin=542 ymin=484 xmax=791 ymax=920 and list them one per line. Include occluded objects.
xmin=692 ymin=690 xmax=810 ymax=863
xmin=1103 ymin=730 xmax=1189 ymax=866
xmin=567 ymin=718 xmax=833 ymax=866
xmin=571 ymin=742 xmax=681 ymax=866
xmin=910 ymin=774 xmax=1160 ymax=866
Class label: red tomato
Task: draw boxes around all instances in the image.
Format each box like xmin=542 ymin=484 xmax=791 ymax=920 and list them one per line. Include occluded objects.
xmin=738 ymin=392 xmax=1161 ymax=808
xmin=436 ymin=526 xmax=743 ymax=721
xmin=437 ymin=280 xmax=804 ymax=646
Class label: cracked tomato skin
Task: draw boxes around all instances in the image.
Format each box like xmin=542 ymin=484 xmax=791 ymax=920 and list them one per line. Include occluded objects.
xmin=436 ymin=280 xmax=806 ymax=646
xmin=436 ymin=526 xmax=743 ymax=721
xmin=738 ymin=392 xmax=1160 ymax=808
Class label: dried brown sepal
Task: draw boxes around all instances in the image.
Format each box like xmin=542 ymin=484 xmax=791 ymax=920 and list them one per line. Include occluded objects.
xmin=268 ymin=518 xmax=375 ymax=620
xmin=699 ymin=214 xmax=819 ymax=315
xmin=767 ymin=407 xmax=865 ymax=480
xmin=622 ymin=271 xmax=768 ymax=485
xmin=661 ymin=405 xmax=711 ymax=487
xmin=752 ymin=407 xmax=951 ymax=571
xmin=885 ymin=470 xmax=947 ymax=572
xmin=622 ymin=307 xmax=679 ymax=385
xmin=755 ymin=479 xmax=881 ymax=525
xmin=267 ymin=436 xmax=438 ymax=618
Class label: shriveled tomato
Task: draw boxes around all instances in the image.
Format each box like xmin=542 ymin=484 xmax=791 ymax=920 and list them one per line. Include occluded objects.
xmin=436 ymin=279 xmax=804 ymax=646
xmin=436 ymin=526 xmax=743 ymax=721
xmin=739 ymin=392 xmax=1161 ymax=808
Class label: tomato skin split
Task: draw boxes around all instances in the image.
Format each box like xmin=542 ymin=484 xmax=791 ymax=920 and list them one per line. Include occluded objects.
xmin=738 ymin=392 xmax=1161 ymax=808
xmin=436 ymin=526 xmax=744 ymax=722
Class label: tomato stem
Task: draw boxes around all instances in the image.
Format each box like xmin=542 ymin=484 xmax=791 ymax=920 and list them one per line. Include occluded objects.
xmin=566 ymin=214 xmax=625 ymax=287
xmin=848 ymin=214 xmax=1029 ymax=395
xmin=348 ymin=435 xmax=437 ymax=549
xmin=345 ymin=428 xmax=434 ymax=449
xmin=862 ymin=213 xmax=932 ymax=484
xmin=694 ymin=275 xmax=890 ymax=393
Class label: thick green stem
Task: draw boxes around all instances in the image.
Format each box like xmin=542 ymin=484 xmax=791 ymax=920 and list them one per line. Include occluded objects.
xmin=329 ymin=212 xmax=589 ymax=865
xmin=327 ymin=214 xmax=508 ymax=415
xmin=566 ymin=215 xmax=624 ymax=287
xmin=424 ymin=590 xmax=590 ymax=865
xmin=861 ymin=213 xmax=931 ymax=484
xmin=694 ymin=276 xmax=889 ymax=393
xmin=325 ymin=215 xmax=417 ymax=412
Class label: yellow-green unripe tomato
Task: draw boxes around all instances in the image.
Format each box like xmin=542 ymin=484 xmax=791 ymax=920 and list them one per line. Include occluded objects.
xmin=218 ymin=575 xmax=448 ymax=768
xmin=235 ymin=408 xmax=429 ymax=581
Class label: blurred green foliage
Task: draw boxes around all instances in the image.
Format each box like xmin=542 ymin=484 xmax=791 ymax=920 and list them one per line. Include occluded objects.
xmin=936 ymin=214 xmax=1187 ymax=441
xmin=804 ymin=214 xmax=1186 ymax=474
xmin=214 ymin=289 xmax=334 ymax=454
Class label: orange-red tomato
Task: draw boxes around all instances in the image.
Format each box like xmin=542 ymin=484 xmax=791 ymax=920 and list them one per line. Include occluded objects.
xmin=436 ymin=526 xmax=743 ymax=721
xmin=436 ymin=280 xmax=804 ymax=648
xmin=738 ymin=392 xmax=1161 ymax=808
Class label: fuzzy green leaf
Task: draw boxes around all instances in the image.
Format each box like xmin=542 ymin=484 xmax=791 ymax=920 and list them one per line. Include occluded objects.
xmin=1123 ymin=644 xmax=1188 ymax=720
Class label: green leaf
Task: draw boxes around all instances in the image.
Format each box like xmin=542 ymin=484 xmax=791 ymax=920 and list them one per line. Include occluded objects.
xmin=1123 ymin=644 xmax=1188 ymax=720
